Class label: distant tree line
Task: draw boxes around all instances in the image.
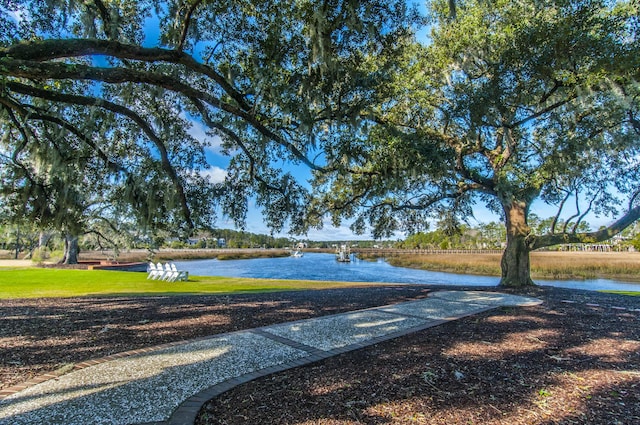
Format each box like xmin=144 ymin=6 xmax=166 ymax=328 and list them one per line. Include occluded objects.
xmin=167 ymin=229 xmax=292 ymax=250
xmin=398 ymin=217 xmax=640 ymax=251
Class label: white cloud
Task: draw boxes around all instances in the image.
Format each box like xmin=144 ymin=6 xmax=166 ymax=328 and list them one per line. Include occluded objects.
xmin=201 ymin=166 xmax=227 ymax=183
xmin=180 ymin=114 xmax=223 ymax=152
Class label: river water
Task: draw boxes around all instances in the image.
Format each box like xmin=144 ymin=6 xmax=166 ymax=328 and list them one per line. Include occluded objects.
xmin=175 ymin=252 xmax=640 ymax=292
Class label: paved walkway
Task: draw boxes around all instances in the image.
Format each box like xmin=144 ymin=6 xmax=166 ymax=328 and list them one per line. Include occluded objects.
xmin=0 ymin=291 xmax=541 ymax=425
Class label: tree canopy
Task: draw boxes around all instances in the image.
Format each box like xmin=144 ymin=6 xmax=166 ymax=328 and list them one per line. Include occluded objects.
xmin=311 ymin=0 xmax=640 ymax=285
xmin=0 ymin=0 xmax=416 ymax=262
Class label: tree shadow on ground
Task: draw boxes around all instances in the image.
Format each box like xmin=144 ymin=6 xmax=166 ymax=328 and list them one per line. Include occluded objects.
xmin=0 ymin=286 xmax=431 ymax=389
xmin=197 ymin=291 xmax=640 ymax=424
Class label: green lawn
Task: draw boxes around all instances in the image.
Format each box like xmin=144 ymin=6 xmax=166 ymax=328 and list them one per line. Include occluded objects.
xmin=0 ymin=267 xmax=377 ymax=299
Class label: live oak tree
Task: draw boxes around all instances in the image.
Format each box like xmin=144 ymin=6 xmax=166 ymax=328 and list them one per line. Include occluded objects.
xmin=311 ymin=0 xmax=640 ymax=286
xmin=0 ymin=0 xmax=415 ymax=262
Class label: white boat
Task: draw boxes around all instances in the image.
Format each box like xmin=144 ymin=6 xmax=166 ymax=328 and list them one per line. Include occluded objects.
xmin=336 ymin=245 xmax=351 ymax=262
xmin=290 ymin=250 xmax=304 ymax=258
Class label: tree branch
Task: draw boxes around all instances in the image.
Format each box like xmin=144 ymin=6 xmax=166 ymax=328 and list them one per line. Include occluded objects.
xmin=0 ymin=38 xmax=251 ymax=111
xmin=177 ymin=0 xmax=204 ymax=52
xmin=448 ymin=0 xmax=457 ymax=20
xmin=0 ymin=103 xmax=38 ymax=187
xmin=22 ymin=106 xmax=127 ymax=176
xmin=0 ymin=103 xmax=30 ymax=162
xmin=3 ymin=57 xmax=326 ymax=173
xmin=190 ymin=96 xmax=306 ymax=198
xmin=507 ymin=98 xmax=573 ymax=129
xmin=324 ymin=181 xmax=374 ymax=215
xmin=562 ymin=189 xmax=581 ymax=233
xmin=90 ymin=0 xmax=117 ymax=39
xmin=530 ymin=205 xmax=640 ymax=250
xmin=550 ymin=189 xmax=571 ymax=234
xmin=455 ymin=151 xmax=496 ymax=194
xmin=538 ymin=79 xmax=563 ymax=105
xmin=188 ymin=96 xmax=325 ymax=172
xmin=573 ymin=197 xmax=594 ymax=234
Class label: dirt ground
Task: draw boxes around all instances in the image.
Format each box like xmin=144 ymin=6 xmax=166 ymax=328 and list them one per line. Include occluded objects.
xmin=1 ymin=285 xmax=639 ymax=424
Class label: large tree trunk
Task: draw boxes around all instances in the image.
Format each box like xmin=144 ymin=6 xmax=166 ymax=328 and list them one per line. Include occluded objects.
xmin=14 ymin=226 xmax=21 ymax=260
xmin=500 ymin=201 xmax=535 ymax=287
xmin=61 ymin=233 xmax=80 ymax=265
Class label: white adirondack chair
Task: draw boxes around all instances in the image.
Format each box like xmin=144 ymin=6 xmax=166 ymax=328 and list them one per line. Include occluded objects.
xmin=147 ymin=263 xmax=157 ymax=279
xmin=170 ymin=263 xmax=188 ymax=281
xmin=156 ymin=262 xmax=169 ymax=280
xmin=164 ymin=263 xmax=177 ymax=282
xmin=148 ymin=262 xmax=164 ymax=280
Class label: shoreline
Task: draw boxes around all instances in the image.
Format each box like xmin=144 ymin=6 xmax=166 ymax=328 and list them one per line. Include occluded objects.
xmin=2 ymin=250 xmax=639 ymax=283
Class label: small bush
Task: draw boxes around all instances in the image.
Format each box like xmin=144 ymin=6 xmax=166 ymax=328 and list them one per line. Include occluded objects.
xmin=48 ymin=250 xmax=65 ymax=263
xmin=31 ymin=248 xmax=46 ymax=263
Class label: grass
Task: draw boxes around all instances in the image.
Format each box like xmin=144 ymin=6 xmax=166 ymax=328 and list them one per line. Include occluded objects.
xmin=383 ymin=253 xmax=501 ymax=276
xmin=598 ymin=290 xmax=640 ymax=297
xmin=383 ymin=251 xmax=640 ymax=282
xmin=0 ymin=267 xmax=379 ymax=299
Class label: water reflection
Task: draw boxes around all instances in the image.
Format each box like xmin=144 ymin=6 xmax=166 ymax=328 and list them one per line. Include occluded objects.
xmin=175 ymin=253 xmax=640 ymax=292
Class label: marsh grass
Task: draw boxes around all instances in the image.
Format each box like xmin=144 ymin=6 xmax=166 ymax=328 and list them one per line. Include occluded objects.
xmin=385 ymin=253 xmax=501 ymax=276
xmin=384 ymin=251 xmax=640 ymax=282
xmin=214 ymin=251 xmax=290 ymax=260
xmin=600 ymin=290 xmax=640 ymax=296
xmin=532 ymin=252 xmax=640 ymax=281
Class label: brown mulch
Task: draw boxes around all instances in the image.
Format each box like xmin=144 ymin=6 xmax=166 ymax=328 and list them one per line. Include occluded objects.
xmin=2 ymin=285 xmax=639 ymax=425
